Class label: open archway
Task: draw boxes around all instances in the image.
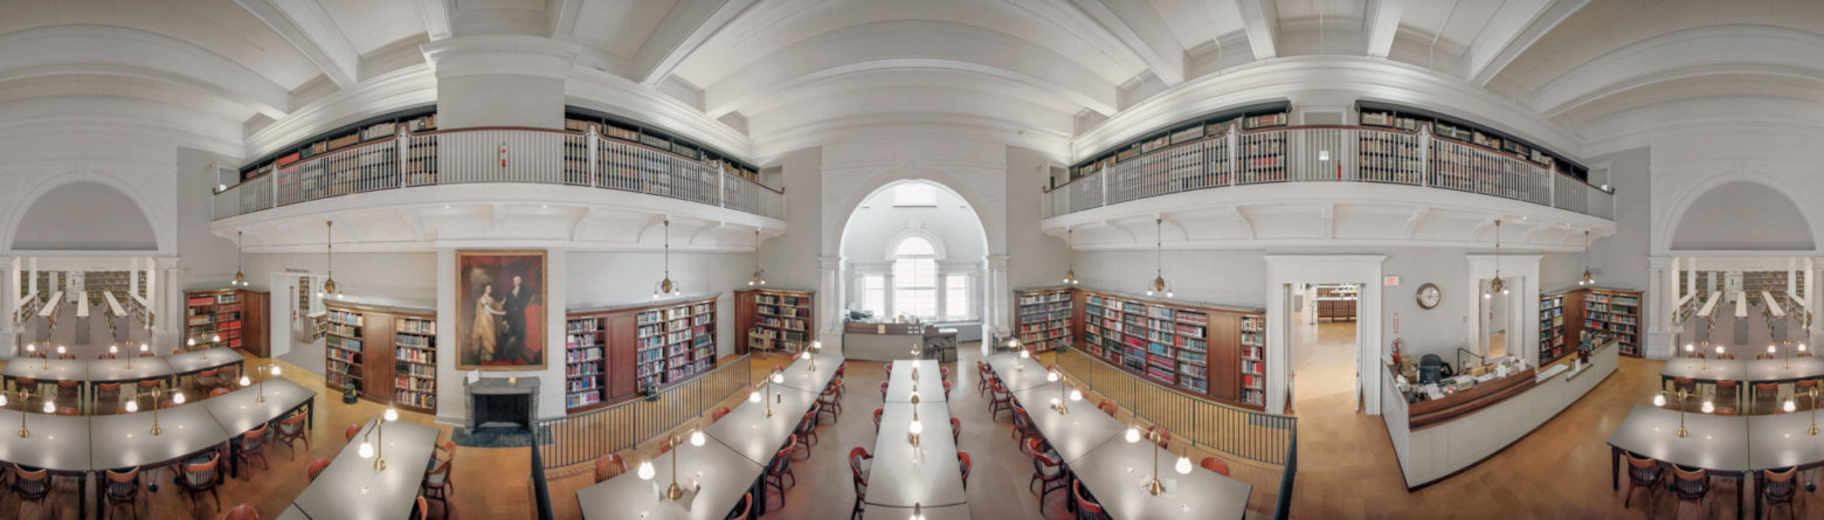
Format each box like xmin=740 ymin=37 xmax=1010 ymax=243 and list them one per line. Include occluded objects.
xmin=837 ymin=179 xmax=991 ymax=341
xmin=10 ymin=180 xmax=158 ymax=251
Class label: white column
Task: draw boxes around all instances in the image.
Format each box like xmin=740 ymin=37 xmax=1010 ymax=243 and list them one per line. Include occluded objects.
xmin=129 ymin=257 xmax=140 ymax=299
xmin=987 ymin=255 xmax=1011 ymax=339
xmin=1671 ymin=257 xmax=1682 ymax=304
xmin=1646 ymin=256 xmax=1673 ymax=359
xmin=1 ymin=255 xmax=13 ymax=358
xmin=1790 ymin=257 xmax=1799 ymax=295
xmin=818 ymin=255 xmax=842 ymax=352
xmin=1687 ymin=257 xmax=1697 ymax=300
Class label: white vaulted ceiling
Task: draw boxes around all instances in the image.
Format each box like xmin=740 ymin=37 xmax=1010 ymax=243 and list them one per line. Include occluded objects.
xmin=0 ymin=0 xmax=1819 ymax=162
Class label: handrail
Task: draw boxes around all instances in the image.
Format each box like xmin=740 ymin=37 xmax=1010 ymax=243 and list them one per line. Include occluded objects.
xmin=1055 ymin=347 xmax=1296 ymax=466
xmin=533 ymin=354 xmax=753 ymax=470
xmin=1043 ymin=124 xmax=1613 ymax=221
xmin=213 ymin=126 xmax=783 ymax=220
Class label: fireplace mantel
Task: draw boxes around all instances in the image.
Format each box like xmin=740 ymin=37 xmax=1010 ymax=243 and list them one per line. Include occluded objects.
xmin=466 ymin=375 xmax=539 ymax=432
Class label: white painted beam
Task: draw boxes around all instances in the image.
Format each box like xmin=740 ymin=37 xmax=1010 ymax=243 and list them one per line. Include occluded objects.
xmin=234 ymin=0 xmax=360 ymax=88
xmin=1236 ymin=0 xmax=1280 ymax=59
xmin=634 ymin=0 xmax=759 ymax=86
xmin=1362 ymin=0 xmax=1405 ymax=58
xmin=548 ymin=0 xmax=583 ymax=39
xmin=1465 ymin=0 xmax=1588 ymax=85
xmin=1069 ymin=0 xmax=1184 ymax=84
xmin=421 ymin=0 xmax=453 ymax=41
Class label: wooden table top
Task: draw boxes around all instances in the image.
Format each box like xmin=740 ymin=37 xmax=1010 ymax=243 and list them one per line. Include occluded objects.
xmin=202 ymin=379 xmax=315 ymax=434
xmin=291 ymin=420 xmax=439 ymax=520
xmin=166 ymin=348 xmax=245 ymax=375
xmin=576 ymin=439 xmax=762 ymax=520
xmin=0 ymin=411 xmax=90 ymax=471
xmin=1011 ymin=382 xmax=1123 ymax=464
xmin=89 ymin=402 xmax=232 ymax=470
xmin=986 ymin=353 xmax=1052 ymax=391
xmin=702 ymin=386 xmax=817 ymax=465
xmin=884 ymin=360 xmax=944 ymax=403
xmin=2 ymin=358 xmax=88 ymax=382
xmin=868 ymin=401 xmax=967 ymax=508
xmin=1070 ymin=435 xmax=1253 ymax=520
xmin=1606 ymin=404 xmax=1751 ymax=472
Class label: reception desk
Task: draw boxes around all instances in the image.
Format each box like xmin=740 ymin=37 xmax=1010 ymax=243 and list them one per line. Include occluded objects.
xmin=842 ymin=322 xmax=956 ymax=362
xmin=1381 ymin=341 xmax=1618 ymax=488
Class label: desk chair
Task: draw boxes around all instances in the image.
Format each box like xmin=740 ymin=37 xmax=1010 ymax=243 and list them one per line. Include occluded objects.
xmin=763 ymin=437 xmax=797 ymax=512
xmin=104 ymin=466 xmax=143 ymax=519
xmin=726 ymin=492 xmax=753 ymax=520
xmin=1202 ymin=456 xmax=1232 ymax=476
xmin=307 ymin=458 xmax=330 ymax=482
xmin=274 ymin=413 xmax=309 ymax=458
xmin=1671 ymin=465 xmax=1711 ymax=518
xmin=1622 ymin=452 xmax=1664 ymax=514
xmin=177 ymin=451 xmax=223 ymax=517
xmin=849 ymin=447 xmax=872 ymax=520
xmin=1762 ymin=466 xmax=1803 ymax=519
xmin=593 ymin=453 xmax=626 ymax=484
xmin=1026 ymin=437 xmax=1067 ymax=511
xmin=1073 ymin=480 xmax=1107 ymax=520
xmin=12 ymin=465 xmax=50 ymax=518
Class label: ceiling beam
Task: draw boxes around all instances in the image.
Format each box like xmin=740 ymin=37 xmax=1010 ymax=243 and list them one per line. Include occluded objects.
xmin=234 ymin=0 xmax=360 ymax=88
xmin=1465 ymin=0 xmax=1588 ymax=85
xmin=633 ymin=0 xmax=759 ymax=87
xmin=1235 ymin=0 xmax=1280 ymax=59
xmin=421 ymin=0 xmax=453 ymax=41
xmin=1068 ymin=0 xmax=1184 ymax=85
xmin=547 ymin=0 xmax=583 ymax=39
xmin=1362 ymin=0 xmax=1405 ymax=58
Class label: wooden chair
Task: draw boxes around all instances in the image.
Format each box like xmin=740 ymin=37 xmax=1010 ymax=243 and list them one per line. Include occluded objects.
xmin=236 ymin=424 xmax=270 ymax=476
xmin=423 ymin=457 xmax=454 ymax=519
xmin=104 ymin=466 xmax=143 ymax=519
xmin=1010 ymin=405 xmax=1037 ymax=442
xmin=1097 ymin=399 xmax=1117 ymax=416
xmin=957 ymin=451 xmax=972 ymax=489
xmin=879 ymin=381 xmax=889 ymax=400
xmin=725 ymin=491 xmax=753 ymax=520
xmin=1756 ymin=383 xmax=1781 ymax=413
xmin=950 ymin=417 xmax=962 ymax=445
xmin=940 ymin=366 xmax=951 ymax=382
xmin=56 ymin=353 xmax=76 ymax=360
xmin=710 ymin=406 xmax=731 ymax=422
xmin=274 ymin=412 xmax=310 ymax=458
xmin=988 ymin=380 xmax=1015 ymax=421
xmin=873 ymin=408 xmax=884 ymax=433
xmin=139 ymin=351 xmax=156 ymax=359
xmin=56 ymin=408 xmax=77 ymax=416
xmin=210 ymin=387 xmax=231 ymax=398
xmin=1623 ymin=452 xmax=1664 ymax=513
xmin=1202 ymin=456 xmax=1232 ymax=476
xmin=1715 ymin=407 xmax=1739 ymax=416
xmin=818 ymin=378 xmax=843 ymax=421
xmin=345 ymin=424 xmax=362 ymax=442
xmin=658 ymin=435 xmax=678 ymax=455
xmin=56 ymin=380 xmax=79 ymax=408
xmin=414 ymin=496 xmax=431 ymax=520
xmin=880 ymin=362 xmax=892 ymax=375
xmin=224 ymin=503 xmax=261 ymax=520
xmin=177 ymin=451 xmax=223 ymax=517
xmin=594 ymin=453 xmax=627 ymax=484
xmin=98 ymin=353 xmax=117 ymax=360
xmin=195 ymin=369 xmax=221 ymax=392
xmin=96 ymin=383 xmax=123 ymax=413
xmin=1147 ymin=425 xmax=1172 ymax=448
xmin=1026 ymin=437 xmax=1067 ymax=510
xmin=307 ymin=458 xmax=330 ymax=482
xmin=942 ymin=380 xmax=952 ymax=400
xmin=763 ymin=437 xmax=797 ymax=512
xmin=1758 ymin=353 xmax=1778 ymax=360
xmin=12 ymin=465 xmax=50 ymax=518
xmin=976 ymin=361 xmax=993 ymax=396
xmin=1074 ymin=479 xmax=1107 ymax=520
xmin=136 ymin=379 xmax=160 ymax=397
xmin=849 ymin=447 xmax=872 ymax=520
xmin=16 ymin=377 xmax=39 ymax=398
xmin=1762 ymin=466 xmax=1802 ymax=519
xmin=1671 ymin=465 xmax=1711 ymax=517
xmin=1717 ymin=353 xmax=1736 ymax=360
xmin=1717 ymin=380 xmax=1738 ymax=408
xmin=792 ymin=407 xmax=820 ymax=459
xmin=1672 ymin=377 xmax=1696 ymax=394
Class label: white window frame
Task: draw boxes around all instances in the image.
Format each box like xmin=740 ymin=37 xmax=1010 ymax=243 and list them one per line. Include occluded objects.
xmin=942 ymin=273 xmax=971 ymax=320
xmin=862 ymin=274 xmax=887 ymax=317
xmin=891 ymin=237 xmax=939 ymax=319
xmin=893 ymin=183 xmax=938 ymax=207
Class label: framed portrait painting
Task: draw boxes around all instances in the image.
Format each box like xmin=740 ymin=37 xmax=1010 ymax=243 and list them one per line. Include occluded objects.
xmin=457 ymin=250 xmax=547 ymax=370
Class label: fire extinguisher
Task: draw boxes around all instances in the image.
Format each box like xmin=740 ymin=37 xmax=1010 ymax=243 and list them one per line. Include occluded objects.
xmin=498 ymin=141 xmax=508 ymax=167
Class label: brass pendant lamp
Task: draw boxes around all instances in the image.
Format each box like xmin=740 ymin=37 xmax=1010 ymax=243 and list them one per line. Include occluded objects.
xmin=653 ymin=219 xmax=681 ymax=299
xmin=1145 ymin=218 xmax=1172 ymax=298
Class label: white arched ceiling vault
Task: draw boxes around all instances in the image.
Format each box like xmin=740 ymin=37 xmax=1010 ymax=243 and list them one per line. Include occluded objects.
xmin=10 ymin=181 xmax=158 ymax=251
xmin=1669 ymin=181 xmax=1815 ymax=252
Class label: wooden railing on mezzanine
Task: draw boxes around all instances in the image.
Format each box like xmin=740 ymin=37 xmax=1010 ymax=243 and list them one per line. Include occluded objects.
xmin=1054 ymin=347 xmax=1297 ymax=466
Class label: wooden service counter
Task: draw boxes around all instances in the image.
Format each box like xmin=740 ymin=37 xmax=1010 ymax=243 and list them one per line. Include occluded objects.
xmin=1380 ymin=341 xmax=1618 ymax=489
xmin=841 ymin=322 xmax=954 ymax=362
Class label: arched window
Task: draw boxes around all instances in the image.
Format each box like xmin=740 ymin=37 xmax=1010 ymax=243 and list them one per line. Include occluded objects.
xmin=892 ymin=237 xmax=938 ymax=318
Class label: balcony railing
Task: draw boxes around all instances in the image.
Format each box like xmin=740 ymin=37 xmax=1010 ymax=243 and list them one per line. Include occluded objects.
xmin=213 ymin=127 xmax=784 ymax=220
xmin=1045 ymin=125 xmax=1613 ymax=220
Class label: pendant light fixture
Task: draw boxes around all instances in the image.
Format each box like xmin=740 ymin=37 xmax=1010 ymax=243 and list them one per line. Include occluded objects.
xmin=747 ymin=228 xmax=766 ymax=287
xmin=232 ymin=231 xmax=247 ymax=287
xmin=1145 ymin=218 xmax=1172 ymax=298
xmin=1062 ymin=227 xmax=1079 ymax=285
xmin=1485 ymin=219 xmax=1507 ymax=299
xmin=321 ymin=221 xmax=339 ymax=297
xmin=1578 ymin=230 xmax=1595 ymax=286
xmin=653 ymin=219 xmax=681 ymax=299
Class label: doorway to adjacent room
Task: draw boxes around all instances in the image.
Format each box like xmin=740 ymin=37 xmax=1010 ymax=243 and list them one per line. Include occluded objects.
xmin=1287 ymin=282 xmax=1360 ymax=415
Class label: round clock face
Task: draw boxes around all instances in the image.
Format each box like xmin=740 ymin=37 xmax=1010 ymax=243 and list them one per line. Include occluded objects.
xmin=1417 ymin=283 xmax=1442 ymax=309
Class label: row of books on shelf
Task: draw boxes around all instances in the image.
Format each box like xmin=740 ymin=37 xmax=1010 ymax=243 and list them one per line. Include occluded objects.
xmin=756 ymin=304 xmax=804 ymax=318
xmin=326 ymin=309 xmax=364 ymax=326
xmin=1584 ymin=321 xmax=1638 ymax=334
xmin=566 ymin=392 xmax=603 ymax=409
xmin=325 ymin=323 xmax=360 ymax=338
xmin=1018 ymin=320 xmax=1069 ymax=334
xmin=566 ymin=376 xmax=601 ymax=394
xmin=397 ymin=362 xmax=433 ymax=379
xmin=1018 ymin=292 xmax=1072 ymax=305
xmin=397 ymin=318 xmax=435 ymax=334
xmin=328 ymin=371 xmax=360 ymax=389
xmin=567 ymin=333 xmax=599 ymax=348
xmin=396 ymin=347 xmax=433 ymax=364
xmin=396 ymin=333 xmax=432 ymax=348
xmin=328 ymin=347 xmax=360 ymax=364
xmin=395 ymin=375 xmax=434 ymax=393
xmin=566 ymin=362 xmax=601 ymax=378
xmin=395 ymin=392 xmax=435 ymax=410
xmin=754 ymin=294 xmax=809 ymax=307
xmin=1588 ymin=294 xmax=1640 ymax=306
xmin=1586 ymin=311 xmax=1637 ymax=325
xmin=1586 ymin=303 xmax=1637 ymax=313
xmin=758 ymin=317 xmax=806 ymax=331
xmin=567 ymin=318 xmax=601 ymax=333
xmin=566 ymin=347 xmax=604 ymax=364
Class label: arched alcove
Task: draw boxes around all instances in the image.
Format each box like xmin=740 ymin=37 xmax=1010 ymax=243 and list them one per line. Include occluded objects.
xmin=1671 ymin=181 xmax=1815 ymax=251
xmin=838 ymin=179 xmax=990 ymax=323
xmin=11 ymin=181 xmax=157 ymax=251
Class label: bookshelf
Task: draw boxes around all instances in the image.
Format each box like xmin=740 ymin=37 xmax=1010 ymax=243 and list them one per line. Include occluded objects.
xmin=393 ymin=315 xmax=437 ymax=412
xmin=1582 ymin=288 xmax=1642 ymax=357
xmin=1538 ymin=290 xmax=1570 ymax=366
xmin=564 ymin=108 xmax=760 ymax=182
xmin=1077 ymin=288 xmax=1266 ymax=409
xmin=84 ymin=271 xmax=144 ymax=309
xmin=564 ymin=315 xmax=607 ymax=410
xmin=238 ymin=109 xmax=435 ymax=183
xmin=568 ymin=295 xmax=720 ymax=412
xmin=1356 ymin=102 xmax=1590 ymax=181
xmin=1014 ymin=287 xmax=1073 ymax=352
xmin=1069 ymin=102 xmax=1289 ymax=182
xmin=734 ymin=289 xmax=814 ymax=355
xmin=184 ymin=289 xmax=270 ymax=357
xmin=324 ymin=307 xmax=365 ymax=392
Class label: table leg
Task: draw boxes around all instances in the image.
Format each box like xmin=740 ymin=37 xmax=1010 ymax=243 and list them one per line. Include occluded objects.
xmin=1748 ymin=471 xmax=1756 ymax=520
xmin=80 ymin=471 xmax=89 ymax=520
xmin=230 ymin=435 xmax=242 ymax=480
xmin=1610 ymin=446 xmax=1620 ymax=491
xmin=307 ymin=396 xmax=316 ymax=430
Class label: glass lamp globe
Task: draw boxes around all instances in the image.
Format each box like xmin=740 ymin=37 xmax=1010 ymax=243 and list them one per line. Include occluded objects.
xmin=749 ymin=390 xmax=762 ymax=403
xmin=271 ymin=364 xmax=282 ymax=376
xmin=139 ymin=344 xmax=149 ymax=353
xmin=384 ymin=408 xmax=399 ymax=422
xmin=0 ymin=393 xmax=7 ymax=407
xmin=42 ymin=401 xmax=54 ymax=414
xmin=908 ymin=418 xmax=923 ymax=435
xmin=110 ymin=345 xmax=118 ymax=355
xmin=771 ymin=372 xmax=784 ymax=384
xmin=1019 ymin=349 xmax=1031 ymax=359
xmin=1802 ymin=344 xmax=1810 ymax=353
xmin=800 ymin=350 xmax=811 ymax=360
xmin=187 ymin=338 xmax=196 ymax=347
xmin=1125 ymin=426 xmax=1142 ymax=443
xmin=1701 ymin=400 xmax=1714 ymax=414
xmin=240 ymin=376 xmax=252 ymax=387
xmin=56 ymin=346 xmax=65 ymax=356
xmin=1175 ymin=455 xmax=1194 ymax=475
xmin=1715 ymin=345 xmax=1723 ymax=356
xmin=1786 ymin=400 xmax=1798 ymax=413
xmin=1653 ymin=394 xmax=1667 ymax=407
xmin=358 ymin=442 xmax=375 ymax=459
xmin=125 ymin=400 xmax=138 ymax=413
xmin=1770 ymin=345 xmax=1778 ymax=354
xmin=637 ymin=461 xmax=656 ymax=480
xmin=689 ymin=430 xmax=706 ymax=447
xmin=1046 ymin=370 xmax=1059 ymax=382
xmin=1070 ymin=389 xmax=1084 ymax=402
xmin=173 ymin=392 xmax=186 ymax=405
xmin=1684 ymin=344 xmax=1693 ymax=354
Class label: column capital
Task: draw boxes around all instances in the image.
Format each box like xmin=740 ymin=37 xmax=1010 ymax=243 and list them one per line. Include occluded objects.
xmin=1648 ymin=255 xmax=1674 ymax=269
xmin=819 ymin=256 xmax=842 ymax=270
xmin=421 ymin=35 xmax=580 ymax=80
xmin=986 ymin=255 xmax=1010 ymax=270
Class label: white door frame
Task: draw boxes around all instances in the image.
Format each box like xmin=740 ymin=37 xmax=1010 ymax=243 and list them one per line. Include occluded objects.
xmin=1265 ymin=255 xmax=1386 ymax=415
xmin=1465 ymin=255 xmax=1541 ymax=366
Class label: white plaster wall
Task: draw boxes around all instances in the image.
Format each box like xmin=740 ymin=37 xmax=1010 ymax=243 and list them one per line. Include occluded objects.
xmin=757 ymin=148 xmax=822 ymax=291
xmin=1004 ymin=146 xmax=1070 ymax=291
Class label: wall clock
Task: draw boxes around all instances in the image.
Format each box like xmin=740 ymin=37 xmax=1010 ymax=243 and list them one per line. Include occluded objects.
xmin=1416 ymin=283 xmax=1442 ymax=309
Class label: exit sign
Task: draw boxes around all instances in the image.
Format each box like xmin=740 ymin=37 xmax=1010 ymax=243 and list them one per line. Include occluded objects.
xmin=1384 ymin=275 xmax=1401 ymax=287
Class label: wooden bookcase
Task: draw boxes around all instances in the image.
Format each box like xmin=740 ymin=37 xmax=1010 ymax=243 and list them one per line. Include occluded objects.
xmin=85 ymin=271 xmax=145 ymax=310
xmin=734 ymin=289 xmax=814 ymax=355
xmin=1014 ymin=287 xmax=1074 ymax=352
xmin=1075 ymin=288 xmax=1266 ymax=409
xmin=567 ymin=295 xmax=720 ymax=412
xmin=1539 ymin=287 xmax=1642 ymax=359
xmin=184 ymin=289 xmax=269 ymax=357
xmin=323 ymin=299 xmax=436 ymax=409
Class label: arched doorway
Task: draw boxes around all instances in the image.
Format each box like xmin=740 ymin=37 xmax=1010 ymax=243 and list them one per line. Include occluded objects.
xmin=837 ymin=179 xmax=992 ymax=342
